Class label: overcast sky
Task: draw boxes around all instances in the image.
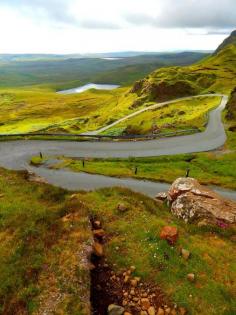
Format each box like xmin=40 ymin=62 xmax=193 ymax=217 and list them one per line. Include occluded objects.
xmin=0 ymin=0 xmax=235 ymax=54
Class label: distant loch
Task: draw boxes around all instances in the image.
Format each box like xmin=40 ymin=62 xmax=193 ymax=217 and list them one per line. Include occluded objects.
xmin=57 ymin=83 xmax=120 ymax=95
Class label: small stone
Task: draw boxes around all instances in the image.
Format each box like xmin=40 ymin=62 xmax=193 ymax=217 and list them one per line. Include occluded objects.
xmin=124 ymin=313 xmax=132 ymax=315
xmin=155 ymin=192 xmax=168 ymax=201
xmin=123 ymin=292 xmax=128 ymax=297
xmin=117 ymin=203 xmax=128 ymax=213
xmin=130 ymin=266 xmax=136 ymax=272
xmin=130 ymin=289 xmax=135 ymax=295
xmin=170 ymin=310 xmax=177 ymax=315
xmin=179 ymin=307 xmax=187 ymax=315
xmin=130 ymin=279 xmax=138 ymax=287
xmin=108 ymin=304 xmax=125 ymax=315
xmin=181 ymin=249 xmax=190 ymax=260
xmin=142 ymin=293 xmax=148 ymax=298
xmin=160 ymin=226 xmax=178 ymax=245
xmin=165 ymin=308 xmax=171 ymax=314
xmin=148 ymin=306 xmax=156 ymax=315
xmin=93 ymin=220 xmax=101 ymax=229
xmin=122 ymin=300 xmax=128 ymax=307
xmin=133 ymin=297 xmax=139 ymax=302
xmin=197 ymin=219 xmax=208 ymax=227
xmin=88 ymin=263 xmax=96 ymax=270
xmin=93 ymin=229 xmax=106 ymax=238
xmin=157 ymin=308 xmax=165 ymax=315
xmin=140 ymin=312 xmax=148 ymax=315
xmin=187 ymin=273 xmax=195 ymax=282
xmin=124 ymin=275 xmax=130 ymax=283
xmin=92 ymin=242 xmax=104 ymax=257
xmin=134 ymin=276 xmax=141 ymax=282
xmin=140 ymin=298 xmax=151 ymax=310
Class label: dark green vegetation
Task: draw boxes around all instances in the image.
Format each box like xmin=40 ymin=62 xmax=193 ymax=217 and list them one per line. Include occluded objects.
xmin=0 ymin=52 xmax=209 ymax=89
xmin=226 ymin=87 xmax=236 ymax=122
xmin=0 ymin=168 xmax=235 ymax=314
xmin=129 ymin=31 xmax=236 ymax=103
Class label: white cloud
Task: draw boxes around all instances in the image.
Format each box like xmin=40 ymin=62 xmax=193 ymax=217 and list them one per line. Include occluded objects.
xmin=0 ymin=0 xmax=235 ymax=53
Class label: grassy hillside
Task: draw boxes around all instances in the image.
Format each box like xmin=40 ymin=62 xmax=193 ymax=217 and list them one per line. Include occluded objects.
xmin=129 ymin=44 xmax=236 ymax=103
xmin=101 ymin=96 xmax=220 ymax=136
xmin=0 ymin=87 xmax=137 ymax=134
xmin=0 ymin=167 xmax=235 ymax=315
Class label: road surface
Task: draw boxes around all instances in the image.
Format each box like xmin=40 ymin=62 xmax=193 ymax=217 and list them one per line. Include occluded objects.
xmin=0 ymin=94 xmax=234 ymax=200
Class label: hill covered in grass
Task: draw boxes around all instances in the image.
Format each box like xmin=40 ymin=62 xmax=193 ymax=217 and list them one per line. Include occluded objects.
xmin=129 ymin=31 xmax=236 ymax=103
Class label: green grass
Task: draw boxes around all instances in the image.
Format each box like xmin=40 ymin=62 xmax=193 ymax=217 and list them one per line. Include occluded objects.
xmin=102 ymin=96 xmax=220 ymax=135
xmin=0 ymin=87 xmax=137 ymax=134
xmin=0 ymin=168 xmax=91 ymax=314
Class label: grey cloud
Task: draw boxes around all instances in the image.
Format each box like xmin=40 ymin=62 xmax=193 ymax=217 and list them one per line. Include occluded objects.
xmin=1 ymin=0 xmax=75 ymax=24
xmin=0 ymin=0 xmax=121 ymax=29
xmin=125 ymin=0 xmax=236 ymax=30
xmin=80 ymin=20 xmax=121 ymax=30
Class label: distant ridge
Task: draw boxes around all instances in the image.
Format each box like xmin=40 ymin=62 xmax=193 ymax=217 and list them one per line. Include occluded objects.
xmin=214 ymin=30 xmax=236 ymax=54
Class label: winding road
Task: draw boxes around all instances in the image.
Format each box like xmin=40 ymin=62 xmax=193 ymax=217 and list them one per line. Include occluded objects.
xmin=83 ymin=93 xmax=225 ymax=135
xmin=0 ymin=94 xmax=235 ymax=200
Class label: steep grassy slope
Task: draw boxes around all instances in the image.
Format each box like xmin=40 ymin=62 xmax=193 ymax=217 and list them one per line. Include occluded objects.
xmin=129 ymin=38 xmax=236 ymax=103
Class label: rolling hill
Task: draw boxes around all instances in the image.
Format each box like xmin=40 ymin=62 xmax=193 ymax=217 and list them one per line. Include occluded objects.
xmin=0 ymin=52 xmax=209 ymax=89
xmin=129 ymin=30 xmax=236 ymax=103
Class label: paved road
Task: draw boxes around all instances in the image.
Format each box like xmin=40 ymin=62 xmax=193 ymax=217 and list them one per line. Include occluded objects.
xmin=0 ymin=95 xmax=228 ymax=169
xmin=0 ymin=94 xmax=234 ymax=200
xmin=83 ymin=94 xmax=225 ymax=135
xmin=27 ymin=167 xmax=236 ymax=200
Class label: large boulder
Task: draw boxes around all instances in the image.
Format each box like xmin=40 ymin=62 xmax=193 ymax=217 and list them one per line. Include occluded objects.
xmin=166 ymin=178 xmax=236 ymax=224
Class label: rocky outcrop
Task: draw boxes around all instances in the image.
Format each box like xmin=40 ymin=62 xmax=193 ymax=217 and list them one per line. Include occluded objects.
xmin=156 ymin=178 xmax=236 ymax=224
xmin=226 ymin=87 xmax=236 ymax=121
xmin=130 ymin=79 xmax=196 ymax=102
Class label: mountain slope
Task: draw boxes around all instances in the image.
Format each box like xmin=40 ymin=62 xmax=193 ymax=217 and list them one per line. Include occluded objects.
xmin=214 ymin=30 xmax=236 ymax=55
xmin=129 ymin=32 xmax=236 ymax=103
